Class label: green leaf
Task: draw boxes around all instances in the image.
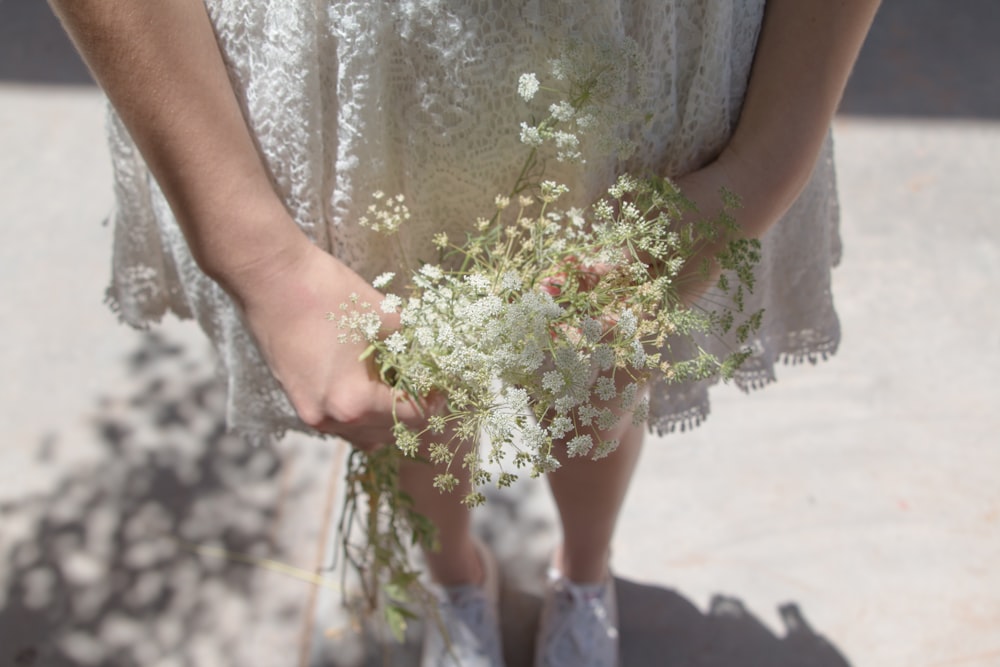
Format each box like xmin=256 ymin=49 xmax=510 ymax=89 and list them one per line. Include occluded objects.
xmin=385 ymin=604 xmax=410 ymax=643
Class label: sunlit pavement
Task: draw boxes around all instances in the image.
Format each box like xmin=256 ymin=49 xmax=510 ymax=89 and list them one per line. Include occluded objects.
xmin=2 ymin=2 xmax=998 ymax=666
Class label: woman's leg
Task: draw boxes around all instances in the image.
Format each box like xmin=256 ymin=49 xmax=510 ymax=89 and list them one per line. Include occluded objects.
xmin=545 ymin=418 xmax=645 ymax=583
xmin=396 ymin=404 xmax=645 ymax=586
xmin=397 ymin=444 xmax=483 ymax=587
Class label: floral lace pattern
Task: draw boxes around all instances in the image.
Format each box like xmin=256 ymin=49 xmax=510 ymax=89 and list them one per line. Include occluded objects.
xmin=103 ymin=0 xmax=839 ymax=441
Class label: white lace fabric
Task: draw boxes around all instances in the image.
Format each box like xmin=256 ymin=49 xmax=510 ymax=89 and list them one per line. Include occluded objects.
xmin=104 ymin=0 xmax=840 ymax=442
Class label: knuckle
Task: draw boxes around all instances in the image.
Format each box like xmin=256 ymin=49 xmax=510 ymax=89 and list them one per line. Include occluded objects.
xmin=291 ymin=399 xmax=326 ymax=430
xmin=324 ymin=388 xmax=373 ymax=426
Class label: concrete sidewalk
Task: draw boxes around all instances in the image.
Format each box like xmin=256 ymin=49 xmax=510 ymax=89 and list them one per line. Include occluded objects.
xmin=2 ymin=1 xmax=999 ymax=666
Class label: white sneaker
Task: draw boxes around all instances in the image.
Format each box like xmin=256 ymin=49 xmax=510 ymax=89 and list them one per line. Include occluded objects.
xmin=421 ymin=539 xmax=505 ymax=667
xmin=534 ymin=567 xmax=619 ymax=667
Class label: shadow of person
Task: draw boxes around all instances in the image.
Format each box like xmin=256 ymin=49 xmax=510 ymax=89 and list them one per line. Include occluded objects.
xmin=616 ymin=578 xmax=852 ymax=667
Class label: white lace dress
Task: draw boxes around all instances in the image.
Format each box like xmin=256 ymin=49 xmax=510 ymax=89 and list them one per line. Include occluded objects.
xmin=104 ymin=0 xmax=841 ymax=441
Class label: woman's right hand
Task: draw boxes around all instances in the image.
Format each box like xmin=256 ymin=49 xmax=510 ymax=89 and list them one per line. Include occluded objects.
xmin=48 ymin=1 xmax=433 ymax=450
xmin=226 ymin=238 xmax=434 ymax=451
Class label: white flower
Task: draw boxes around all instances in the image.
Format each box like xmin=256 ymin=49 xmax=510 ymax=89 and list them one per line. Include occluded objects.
xmin=618 ymin=309 xmax=638 ymax=338
xmin=539 ymin=180 xmax=569 ymax=203
xmin=522 ymin=422 xmax=548 ymax=450
xmin=575 ymin=112 xmax=596 ymax=129
xmin=359 ymin=312 xmax=381 ymax=341
xmin=419 ymin=264 xmax=444 ymax=281
xmin=553 ymin=131 xmax=581 ymax=161
xmin=592 ymin=345 xmax=615 ymax=371
xmin=517 ymin=343 xmax=544 ymax=372
xmin=542 ymin=370 xmax=565 ymax=394
xmin=372 ymin=272 xmax=395 ymax=289
xmin=503 ymin=387 xmax=530 ymax=414
xmin=597 ymin=408 xmax=617 ymax=431
xmin=552 ymin=345 xmax=592 ymax=401
xmin=630 ymin=339 xmax=647 ymax=369
xmin=533 ymin=453 xmax=561 ymax=474
xmin=359 ymin=192 xmax=410 ymax=234
xmin=554 ymin=130 xmax=579 ymax=149
xmin=380 ymin=294 xmax=402 ymax=313
xmin=631 ymin=396 xmax=650 ymax=426
xmin=500 ymin=271 xmax=522 ymax=292
xmin=593 ymin=199 xmax=615 ymax=222
xmin=460 ymin=294 xmax=503 ymax=327
xmin=465 ymin=273 xmax=491 ymax=294
xmin=592 ymin=438 xmax=619 ymax=460
xmin=620 ymin=382 xmax=638 ymax=408
xmin=385 ymin=331 xmax=407 ymax=354
xmin=554 ymin=396 xmax=578 ymax=414
xmin=400 ymin=298 xmax=421 ymax=325
xmin=594 ymin=376 xmax=617 ymax=401
xmin=576 ymin=403 xmax=599 ymax=427
xmin=517 ymin=72 xmax=540 ymax=101
xmin=549 ymin=416 xmax=574 ymax=437
xmin=519 ymin=122 xmax=544 ymax=147
xmin=549 ymin=100 xmax=575 ymax=122
xmin=581 ymin=317 xmax=603 ymax=343
xmin=567 ymin=208 xmax=586 ymax=228
xmin=566 ymin=434 xmax=593 ymax=458
xmin=415 ymin=326 xmax=435 ymax=347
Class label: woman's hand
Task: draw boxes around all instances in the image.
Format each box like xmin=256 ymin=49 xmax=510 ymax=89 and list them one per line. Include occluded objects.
xmin=655 ymin=150 xmax=782 ymax=306
xmin=227 ymin=238 xmax=437 ymax=451
xmin=667 ymin=0 xmax=881 ymax=303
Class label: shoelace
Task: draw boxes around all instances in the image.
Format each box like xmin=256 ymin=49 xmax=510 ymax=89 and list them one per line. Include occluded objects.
xmin=544 ymin=576 xmax=619 ymax=661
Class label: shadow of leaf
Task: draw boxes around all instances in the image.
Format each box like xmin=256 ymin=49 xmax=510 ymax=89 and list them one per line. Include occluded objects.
xmin=0 ymin=332 xmax=316 ymax=666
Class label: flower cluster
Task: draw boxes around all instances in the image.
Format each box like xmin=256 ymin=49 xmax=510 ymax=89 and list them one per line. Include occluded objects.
xmin=515 ymin=37 xmax=647 ymax=164
xmin=340 ymin=170 xmax=761 ymax=508
xmin=332 ymin=41 xmax=761 ymax=639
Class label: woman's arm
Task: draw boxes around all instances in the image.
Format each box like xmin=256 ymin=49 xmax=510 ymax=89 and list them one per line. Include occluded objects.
xmin=48 ymin=0 xmax=302 ymax=286
xmin=674 ymin=0 xmax=880 ymax=298
xmin=49 ymin=0 xmax=430 ymax=446
xmin=721 ymin=0 xmax=882 ymax=234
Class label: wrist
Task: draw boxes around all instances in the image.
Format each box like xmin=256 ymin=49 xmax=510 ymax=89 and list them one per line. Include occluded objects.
xmin=711 ymin=139 xmax=815 ymax=237
xmin=192 ymin=197 xmax=314 ymax=302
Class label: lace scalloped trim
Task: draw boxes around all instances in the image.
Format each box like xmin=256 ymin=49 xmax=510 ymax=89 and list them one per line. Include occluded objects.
xmin=649 ymin=326 xmax=841 ymax=436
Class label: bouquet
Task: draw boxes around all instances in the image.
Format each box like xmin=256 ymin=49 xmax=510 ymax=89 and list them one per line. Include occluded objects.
xmin=331 ymin=40 xmax=763 ymax=640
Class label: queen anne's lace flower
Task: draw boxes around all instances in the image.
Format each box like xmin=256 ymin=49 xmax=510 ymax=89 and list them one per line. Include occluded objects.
xmin=542 ymin=370 xmax=565 ymax=394
xmin=517 ymin=72 xmax=539 ymax=101
xmin=519 ymin=122 xmax=544 ymax=147
xmin=385 ymin=331 xmax=407 ymax=354
xmin=372 ymin=272 xmax=395 ymax=289
xmin=566 ymin=434 xmax=593 ymax=457
xmin=581 ymin=317 xmax=603 ymax=343
xmin=380 ymin=294 xmax=402 ymax=313
xmin=594 ymin=376 xmax=617 ymax=401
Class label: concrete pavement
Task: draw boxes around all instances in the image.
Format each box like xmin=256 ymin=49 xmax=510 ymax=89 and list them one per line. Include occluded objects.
xmin=2 ymin=1 xmax=999 ymax=666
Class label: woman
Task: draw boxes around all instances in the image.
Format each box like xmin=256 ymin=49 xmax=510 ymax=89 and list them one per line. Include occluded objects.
xmin=50 ymin=1 xmax=879 ymax=665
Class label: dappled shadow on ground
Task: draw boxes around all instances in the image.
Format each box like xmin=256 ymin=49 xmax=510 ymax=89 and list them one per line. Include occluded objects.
xmin=0 ymin=333 xmax=313 ymax=666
